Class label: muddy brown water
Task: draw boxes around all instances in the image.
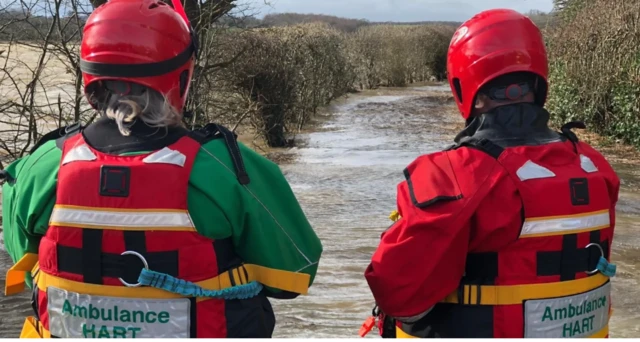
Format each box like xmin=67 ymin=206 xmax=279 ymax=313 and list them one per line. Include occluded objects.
xmin=1 ymin=85 xmax=639 ymax=338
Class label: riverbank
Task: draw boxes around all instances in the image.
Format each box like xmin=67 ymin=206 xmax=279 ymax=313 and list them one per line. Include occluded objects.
xmin=1 ymin=84 xmax=640 ymax=338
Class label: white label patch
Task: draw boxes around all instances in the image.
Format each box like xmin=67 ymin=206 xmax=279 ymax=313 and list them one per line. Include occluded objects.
xmin=524 ymin=282 xmax=610 ymax=338
xmin=47 ymin=287 xmax=191 ymax=338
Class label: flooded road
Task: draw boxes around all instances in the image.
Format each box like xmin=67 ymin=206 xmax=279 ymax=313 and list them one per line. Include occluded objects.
xmin=1 ymin=85 xmax=640 ymax=338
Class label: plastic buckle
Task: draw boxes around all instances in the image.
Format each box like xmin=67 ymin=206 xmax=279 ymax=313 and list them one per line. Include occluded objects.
xmin=64 ymin=122 xmax=81 ymax=135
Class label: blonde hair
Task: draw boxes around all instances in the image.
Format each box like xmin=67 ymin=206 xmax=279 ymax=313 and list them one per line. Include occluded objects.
xmin=103 ymin=90 xmax=183 ymax=136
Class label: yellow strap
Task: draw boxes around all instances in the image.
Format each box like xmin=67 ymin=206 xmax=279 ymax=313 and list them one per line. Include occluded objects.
xmin=33 ymin=263 xmax=310 ymax=301
xmin=590 ymin=325 xmax=609 ymax=338
xmin=442 ymin=274 xmax=609 ymax=305
xmin=19 ymin=316 xmax=51 ymax=338
xmin=5 ymin=253 xmax=39 ymax=296
xmin=243 ymin=264 xmax=310 ymax=295
xmin=396 ymin=327 xmax=419 ymax=338
xmin=396 ymin=325 xmax=608 ymax=338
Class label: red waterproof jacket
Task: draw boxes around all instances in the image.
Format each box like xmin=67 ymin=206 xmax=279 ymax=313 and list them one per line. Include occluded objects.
xmin=365 ymin=104 xmax=620 ymax=338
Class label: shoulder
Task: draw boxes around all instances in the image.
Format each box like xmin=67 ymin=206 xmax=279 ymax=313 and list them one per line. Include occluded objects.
xmin=401 ymin=145 xmax=507 ymax=209
xmin=3 ymin=123 xmax=77 ymax=185
xmin=189 ymin=124 xmax=282 ymax=187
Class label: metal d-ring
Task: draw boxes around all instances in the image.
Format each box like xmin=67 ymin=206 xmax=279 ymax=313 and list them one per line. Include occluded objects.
xmin=585 ymin=243 xmax=605 ymax=275
xmin=118 ymin=251 xmax=149 ymax=287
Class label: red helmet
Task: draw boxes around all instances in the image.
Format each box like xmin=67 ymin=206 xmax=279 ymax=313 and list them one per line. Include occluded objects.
xmin=80 ymin=0 xmax=196 ymax=113
xmin=447 ymin=9 xmax=549 ymax=119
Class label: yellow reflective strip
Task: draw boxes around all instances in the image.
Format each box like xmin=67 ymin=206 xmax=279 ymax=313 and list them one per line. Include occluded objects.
xmin=49 ymin=222 xmax=197 ymax=232
xmin=244 ymin=264 xmax=310 ymax=295
xmin=5 ymin=253 xmax=39 ymax=296
xmin=396 ymin=327 xmax=419 ymax=338
xmin=522 ymin=225 xmax=610 ymax=238
xmin=50 ymin=206 xmax=195 ymax=231
xmin=526 ymin=209 xmax=609 ymax=222
xmin=589 ymin=325 xmax=609 ymax=338
xmin=521 ymin=210 xmax=610 ymax=238
xmin=442 ymin=274 xmax=609 ymax=305
xmin=54 ymin=204 xmax=189 ymax=213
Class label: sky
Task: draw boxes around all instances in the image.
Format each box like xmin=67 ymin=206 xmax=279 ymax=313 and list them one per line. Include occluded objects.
xmin=241 ymin=0 xmax=554 ymax=22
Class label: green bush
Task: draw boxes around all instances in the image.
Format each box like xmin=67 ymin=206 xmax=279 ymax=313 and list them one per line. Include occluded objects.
xmin=546 ymin=0 xmax=640 ymax=146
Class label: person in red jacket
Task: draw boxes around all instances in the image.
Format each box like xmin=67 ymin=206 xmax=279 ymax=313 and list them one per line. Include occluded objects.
xmin=363 ymin=9 xmax=620 ymax=338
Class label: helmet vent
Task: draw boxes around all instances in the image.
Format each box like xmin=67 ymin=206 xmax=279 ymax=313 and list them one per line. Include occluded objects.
xmin=453 ymin=78 xmax=463 ymax=104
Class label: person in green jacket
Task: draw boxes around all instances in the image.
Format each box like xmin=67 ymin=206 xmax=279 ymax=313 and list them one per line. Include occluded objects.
xmin=1 ymin=0 xmax=322 ymax=338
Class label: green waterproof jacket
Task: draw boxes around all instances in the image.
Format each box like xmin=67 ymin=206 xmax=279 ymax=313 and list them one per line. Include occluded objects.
xmin=1 ymin=122 xmax=322 ymax=296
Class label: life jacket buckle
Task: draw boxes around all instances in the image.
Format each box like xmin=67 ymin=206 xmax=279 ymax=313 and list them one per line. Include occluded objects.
xmin=118 ymin=250 xmax=149 ymax=287
xmin=585 ymin=243 xmax=604 ymax=275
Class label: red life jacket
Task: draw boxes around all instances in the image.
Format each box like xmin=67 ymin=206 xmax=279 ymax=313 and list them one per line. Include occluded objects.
xmin=4 ymin=124 xmax=312 ymax=338
xmin=396 ymin=136 xmax=617 ymax=338
xmin=34 ymin=132 xmax=236 ymax=338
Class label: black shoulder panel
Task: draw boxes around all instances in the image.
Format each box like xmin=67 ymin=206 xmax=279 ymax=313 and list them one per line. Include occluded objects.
xmin=189 ymin=123 xmax=250 ymax=185
xmin=29 ymin=122 xmax=83 ymax=153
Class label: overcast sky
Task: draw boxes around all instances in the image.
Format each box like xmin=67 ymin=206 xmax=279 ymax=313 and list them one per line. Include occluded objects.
xmin=241 ymin=0 xmax=554 ymax=22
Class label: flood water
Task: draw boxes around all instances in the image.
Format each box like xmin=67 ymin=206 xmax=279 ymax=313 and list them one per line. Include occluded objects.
xmin=1 ymin=85 xmax=639 ymax=338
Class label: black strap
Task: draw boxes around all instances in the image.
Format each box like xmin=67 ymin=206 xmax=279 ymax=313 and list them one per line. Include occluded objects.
xmin=189 ymin=123 xmax=251 ymax=185
xmin=27 ymin=123 xmax=83 ymax=154
xmin=57 ymin=244 xmax=179 ymax=284
xmin=81 ymin=229 xmax=104 ymax=284
xmin=559 ymin=121 xmax=586 ymax=153
xmin=536 ymin=233 xmax=609 ymax=279
xmin=0 ymin=170 xmax=13 ymax=185
xmin=463 ymin=252 xmax=499 ymax=281
xmin=80 ymin=44 xmax=195 ymax=78
xmin=454 ymin=137 xmax=505 ymax=160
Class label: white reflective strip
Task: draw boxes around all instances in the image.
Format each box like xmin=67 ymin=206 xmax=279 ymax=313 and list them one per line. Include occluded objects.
xmin=521 ymin=211 xmax=610 ymax=237
xmin=516 ymin=160 xmax=556 ymax=181
xmin=143 ymin=147 xmax=186 ymax=167
xmin=50 ymin=207 xmax=194 ymax=229
xmin=62 ymin=144 xmax=97 ymax=165
xmin=580 ymin=154 xmax=598 ymax=173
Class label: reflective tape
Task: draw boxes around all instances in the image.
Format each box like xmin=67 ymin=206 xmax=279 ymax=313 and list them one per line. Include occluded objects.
xmin=521 ymin=210 xmax=610 ymax=238
xmin=50 ymin=205 xmax=195 ymax=231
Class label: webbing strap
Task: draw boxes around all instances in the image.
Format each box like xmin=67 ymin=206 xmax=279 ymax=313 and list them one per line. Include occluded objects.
xmin=138 ymin=268 xmax=263 ymax=300
xmin=31 ymin=263 xmax=310 ymax=301
xmin=394 ymin=325 xmax=609 ymax=339
xmin=442 ymin=273 xmax=609 ymax=306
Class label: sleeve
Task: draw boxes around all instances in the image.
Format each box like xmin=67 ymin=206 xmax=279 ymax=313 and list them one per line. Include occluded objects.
xmin=364 ymin=149 xmax=506 ymax=320
xmin=189 ymin=140 xmax=323 ymax=298
xmin=2 ymin=141 xmax=60 ymax=286
xmin=364 ymin=179 xmax=471 ymax=320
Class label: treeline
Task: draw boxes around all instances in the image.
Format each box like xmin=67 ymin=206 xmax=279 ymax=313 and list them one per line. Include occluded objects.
xmin=545 ymin=0 xmax=640 ymax=146
xmin=0 ymin=1 xmax=454 ymax=167
xmin=261 ymin=13 xmax=370 ymax=32
xmin=197 ymin=23 xmax=455 ymax=146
